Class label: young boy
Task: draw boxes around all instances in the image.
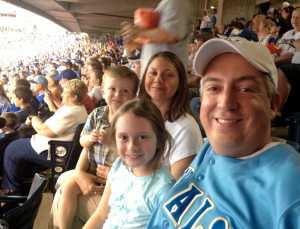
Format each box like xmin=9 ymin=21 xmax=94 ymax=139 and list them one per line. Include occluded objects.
xmin=29 ymin=75 xmax=49 ymax=111
xmin=55 ymin=66 xmax=139 ymax=229
xmin=0 ymin=113 xmax=18 ymax=139
xmin=11 ymin=87 xmax=35 ymax=128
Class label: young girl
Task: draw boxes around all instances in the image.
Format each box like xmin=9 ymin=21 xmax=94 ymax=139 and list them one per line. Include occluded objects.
xmin=83 ymin=98 xmax=176 ymax=229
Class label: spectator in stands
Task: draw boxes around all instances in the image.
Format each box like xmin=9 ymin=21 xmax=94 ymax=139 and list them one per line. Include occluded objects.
xmin=11 ymin=87 xmax=34 ymax=128
xmin=275 ymin=8 xmax=300 ymax=66
xmin=258 ymin=16 xmax=274 ymax=45
xmin=207 ymin=8 xmax=217 ymax=29
xmin=200 ymin=10 xmax=210 ymax=29
xmin=1 ymin=77 xmax=8 ymax=93
xmin=282 ymin=6 xmax=294 ymax=30
xmin=75 ymin=59 xmax=84 ymax=78
xmin=45 ymin=69 xmax=94 ymax=114
xmin=275 ymin=39 xmax=300 ymax=126
xmin=267 ymin=8 xmax=279 ymax=18
xmin=45 ymin=74 xmax=62 ymax=100
xmin=88 ymin=70 xmax=103 ymax=106
xmin=247 ymin=20 xmax=254 ymax=30
xmin=82 ymin=61 xmax=103 ymax=89
xmin=1 ymin=79 xmax=88 ymax=195
xmin=100 ymin=57 xmax=110 ymax=72
xmin=29 ymin=75 xmax=49 ymax=111
xmin=122 ymin=0 xmax=191 ymax=77
xmin=268 ymin=17 xmax=289 ymax=45
xmin=10 ymin=78 xmax=40 ymax=114
xmin=229 ymin=21 xmax=241 ymax=36
xmin=0 ymin=85 xmax=11 ymax=115
xmin=218 ymin=24 xmax=226 ymax=35
xmin=139 ymin=51 xmax=203 ymax=180
xmin=281 ymin=1 xmax=290 ymax=11
xmin=146 ymin=36 xmax=300 ymax=229
xmin=253 ymin=14 xmax=264 ymax=37
xmin=0 ymin=112 xmax=18 ymax=139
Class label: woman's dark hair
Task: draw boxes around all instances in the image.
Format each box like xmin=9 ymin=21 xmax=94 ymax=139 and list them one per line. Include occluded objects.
xmin=100 ymin=57 xmax=110 ymax=68
xmin=246 ymin=21 xmax=253 ymax=29
xmin=139 ymin=51 xmax=190 ymax=122
xmin=0 ymin=85 xmax=10 ymax=103
xmin=283 ymin=6 xmax=294 ymax=25
xmin=270 ymin=17 xmax=289 ymax=37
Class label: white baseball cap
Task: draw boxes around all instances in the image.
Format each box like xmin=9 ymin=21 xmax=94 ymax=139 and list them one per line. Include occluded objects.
xmin=193 ymin=38 xmax=278 ymax=89
xmin=283 ymin=2 xmax=290 ymax=7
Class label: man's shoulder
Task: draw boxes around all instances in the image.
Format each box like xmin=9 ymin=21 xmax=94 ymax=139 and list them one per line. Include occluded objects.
xmin=282 ymin=29 xmax=295 ymax=38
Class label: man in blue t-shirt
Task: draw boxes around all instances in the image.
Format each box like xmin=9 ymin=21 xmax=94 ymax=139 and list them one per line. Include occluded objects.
xmin=146 ymin=38 xmax=300 ymax=229
xmin=207 ymin=8 xmax=217 ymax=28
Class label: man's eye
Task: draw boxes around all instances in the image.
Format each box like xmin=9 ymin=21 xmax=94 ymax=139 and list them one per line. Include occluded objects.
xmin=208 ymin=87 xmax=217 ymax=91
xmin=139 ymin=136 xmax=146 ymax=140
xmin=241 ymin=88 xmax=252 ymax=92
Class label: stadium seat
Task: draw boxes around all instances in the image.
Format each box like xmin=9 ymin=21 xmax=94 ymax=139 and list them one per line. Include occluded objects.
xmin=287 ymin=112 xmax=300 ymax=152
xmin=0 ymin=131 xmax=20 ymax=172
xmin=48 ymin=123 xmax=85 ymax=194
xmin=0 ymin=173 xmax=48 ymax=229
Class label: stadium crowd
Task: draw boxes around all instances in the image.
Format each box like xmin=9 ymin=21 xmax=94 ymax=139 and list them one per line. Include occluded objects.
xmin=0 ymin=0 xmax=300 ymax=228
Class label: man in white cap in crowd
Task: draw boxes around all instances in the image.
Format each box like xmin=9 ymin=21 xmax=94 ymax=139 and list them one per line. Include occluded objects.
xmin=146 ymin=38 xmax=300 ymax=229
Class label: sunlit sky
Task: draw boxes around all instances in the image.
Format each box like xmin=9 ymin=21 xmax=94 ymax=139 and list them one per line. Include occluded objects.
xmin=0 ymin=0 xmax=67 ymax=35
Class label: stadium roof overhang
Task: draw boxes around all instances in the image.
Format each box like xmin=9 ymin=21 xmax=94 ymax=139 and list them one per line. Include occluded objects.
xmin=3 ymin=0 xmax=160 ymax=35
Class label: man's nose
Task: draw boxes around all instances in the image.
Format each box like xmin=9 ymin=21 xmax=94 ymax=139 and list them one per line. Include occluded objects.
xmin=217 ymin=88 xmax=238 ymax=111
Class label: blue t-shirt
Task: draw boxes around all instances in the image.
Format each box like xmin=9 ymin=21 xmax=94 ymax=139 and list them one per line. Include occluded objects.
xmin=208 ymin=15 xmax=217 ymax=28
xmin=37 ymin=93 xmax=49 ymax=110
xmin=103 ymin=157 xmax=175 ymax=229
xmin=146 ymin=141 xmax=300 ymax=229
xmin=11 ymin=96 xmax=40 ymax=114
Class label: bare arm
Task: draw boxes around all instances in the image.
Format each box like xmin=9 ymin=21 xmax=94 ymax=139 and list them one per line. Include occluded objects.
xmin=44 ymin=92 xmax=58 ymax=112
xmin=80 ymin=129 xmax=99 ymax=148
xmin=274 ymin=52 xmax=294 ymax=64
xmin=83 ymin=182 xmax=112 ymax=229
xmin=31 ymin=116 xmax=57 ymax=138
xmin=121 ymin=21 xmax=177 ymax=44
xmin=170 ymin=155 xmax=196 ymax=180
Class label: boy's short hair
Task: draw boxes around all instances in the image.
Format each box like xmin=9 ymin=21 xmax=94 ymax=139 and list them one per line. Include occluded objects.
xmin=15 ymin=78 xmax=31 ymax=88
xmin=12 ymin=86 xmax=33 ymax=103
xmin=102 ymin=66 xmax=139 ymax=94
xmin=1 ymin=112 xmax=18 ymax=130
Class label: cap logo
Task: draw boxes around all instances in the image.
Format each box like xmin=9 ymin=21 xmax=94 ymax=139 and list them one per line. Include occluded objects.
xmin=226 ymin=37 xmax=242 ymax=45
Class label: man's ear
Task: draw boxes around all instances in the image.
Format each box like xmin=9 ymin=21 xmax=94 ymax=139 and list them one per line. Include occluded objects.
xmin=270 ymin=92 xmax=282 ymax=120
